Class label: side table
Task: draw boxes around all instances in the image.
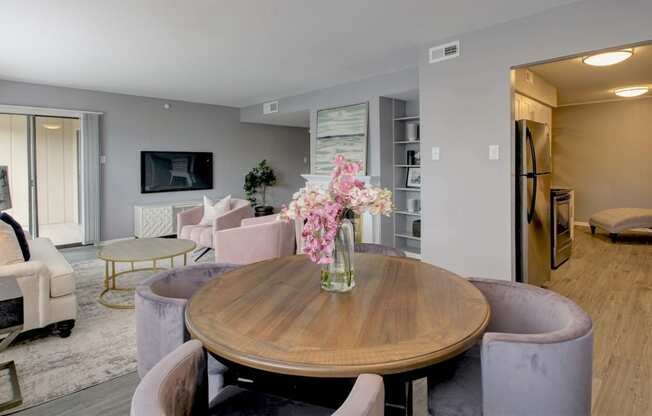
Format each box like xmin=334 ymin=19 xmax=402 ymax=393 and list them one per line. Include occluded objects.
xmin=0 ymin=277 xmax=23 ymax=412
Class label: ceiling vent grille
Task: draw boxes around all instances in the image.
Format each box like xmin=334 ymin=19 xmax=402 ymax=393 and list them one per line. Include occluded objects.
xmin=263 ymin=101 xmax=279 ymax=114
xmin=429 ymin=40 xmax=460 ymax=64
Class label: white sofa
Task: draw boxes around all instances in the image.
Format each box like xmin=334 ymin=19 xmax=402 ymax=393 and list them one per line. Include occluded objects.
xmin=0 ymin=237 xmax=77 ymax=337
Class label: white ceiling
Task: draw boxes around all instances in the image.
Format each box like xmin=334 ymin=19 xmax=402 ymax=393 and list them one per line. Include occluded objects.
xmin=531 ymin=44 xmax=652 ymax=105
xmin=1 ymin=0 xmax=576 ymax=108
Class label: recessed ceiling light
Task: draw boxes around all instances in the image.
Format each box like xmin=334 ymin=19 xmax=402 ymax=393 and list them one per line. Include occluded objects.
xmin=43 ymin=123 xmax=61 ymax=130
xmin=614 ymin=86 xmax=649 ymax=98
xmin=583 ymin=50 xmax=632 ymax=66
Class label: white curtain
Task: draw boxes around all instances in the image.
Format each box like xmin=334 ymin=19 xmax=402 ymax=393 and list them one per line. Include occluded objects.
xmin=80 ymin=113 xmax=101 ymax=244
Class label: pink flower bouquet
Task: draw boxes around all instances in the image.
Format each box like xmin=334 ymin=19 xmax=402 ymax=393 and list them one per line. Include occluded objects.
xmin=279 ymin=155 xmax=393 ymax=265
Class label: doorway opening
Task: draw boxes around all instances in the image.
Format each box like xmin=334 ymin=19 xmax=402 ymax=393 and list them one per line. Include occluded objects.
xmin=0 ymin=114 xmax=82 ymax=246
xmin=511 ymin=40 xmax=652 ymax=415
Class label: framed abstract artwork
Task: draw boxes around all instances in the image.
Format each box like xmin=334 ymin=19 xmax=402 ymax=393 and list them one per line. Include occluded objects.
xmin=406 ymin=167 xmax=421 ymax=188
xmin=314 ymin=102 xmax=368 ymax=175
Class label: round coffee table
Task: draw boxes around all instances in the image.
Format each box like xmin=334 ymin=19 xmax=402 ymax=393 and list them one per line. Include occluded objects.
xmin=98 ymin=238 xmax=196 ymax=309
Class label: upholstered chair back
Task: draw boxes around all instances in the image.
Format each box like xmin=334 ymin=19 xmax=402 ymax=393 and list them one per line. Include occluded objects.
xmin=131 ymin=340 xmax=208 ymax=416
xmin=354 ymin=243 xmax=406 ymax=258
xmin=470 ymin=278 xmax=592 ymax=338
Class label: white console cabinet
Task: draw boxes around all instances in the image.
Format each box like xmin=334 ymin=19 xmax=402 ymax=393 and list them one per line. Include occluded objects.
xmin=134 ymin=200 xmax=201 ymax=238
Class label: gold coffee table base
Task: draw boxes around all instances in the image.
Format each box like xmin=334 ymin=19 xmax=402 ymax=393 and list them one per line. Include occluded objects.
xmin=97 ymin=238 xmax=196 ymax=309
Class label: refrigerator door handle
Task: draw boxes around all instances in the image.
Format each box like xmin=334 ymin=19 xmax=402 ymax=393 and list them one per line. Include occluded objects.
xmin=528 ymin=175 xmax=537 ymax=224
xmin=527 ymin=127 xmax=537 ymax=175
xmin=526 ymin=128 xmax=537 ymax=224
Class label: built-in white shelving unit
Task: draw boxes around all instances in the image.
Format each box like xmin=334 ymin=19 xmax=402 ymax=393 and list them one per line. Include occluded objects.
xmin=391 ymin=98 xmax=421 ymax=259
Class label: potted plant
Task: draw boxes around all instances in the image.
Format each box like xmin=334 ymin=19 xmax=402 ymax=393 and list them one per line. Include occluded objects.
xmin=244 ymin=159 xmax=277 ymax=216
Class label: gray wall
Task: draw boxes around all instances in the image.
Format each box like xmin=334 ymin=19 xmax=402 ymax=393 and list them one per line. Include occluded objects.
xmin=418 ymin=0 xmax=652 ymax=280
xmin=241 ymin=68 xmax=418 ymax=245
xmin=553 ymin=98 xmax=652 ymax=221
xmin=0 ymin=79 xmax=309 ymax=241
xmin=241 ymin=68 xmax=418 ymax=178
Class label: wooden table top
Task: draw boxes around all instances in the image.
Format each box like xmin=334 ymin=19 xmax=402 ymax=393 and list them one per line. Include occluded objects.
xmin=98 ymin=238 xmax=196 ymax=262
xmin=186 ymin=254 xmax=490 ymax=378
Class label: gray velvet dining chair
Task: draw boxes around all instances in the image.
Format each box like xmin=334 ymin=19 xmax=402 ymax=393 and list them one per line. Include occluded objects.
xmin=354 ymin=243 xmax=406 ymax=257
xmin=130 ymin=340 xmax=386 ymax=416
xmin=428 ymin=277 xmax=593 ymax=416
xmin=135 ymin=263 xmax=240 ymax=400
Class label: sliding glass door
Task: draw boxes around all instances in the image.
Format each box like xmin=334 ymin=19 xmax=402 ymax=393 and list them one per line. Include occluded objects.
xmin=34 ymin=116 xmax=81 ymax=245
xmin=0 ymin=114 xmax=81 ymax=246
xmin=0 ymin=114 xmax=30 ymax=230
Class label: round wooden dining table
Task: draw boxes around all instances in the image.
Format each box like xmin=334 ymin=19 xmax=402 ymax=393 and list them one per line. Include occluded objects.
xmin=186 ymin=253 xmax=490 ymax=415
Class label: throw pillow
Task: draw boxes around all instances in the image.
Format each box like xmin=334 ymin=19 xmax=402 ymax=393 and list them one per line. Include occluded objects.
xmin=199 ymin=195 xmax=231 ymax=225
xmin=0 ymin=220 xmax=24 ymax=266
xmin=0 ymin=212 xmax=31 ymax=261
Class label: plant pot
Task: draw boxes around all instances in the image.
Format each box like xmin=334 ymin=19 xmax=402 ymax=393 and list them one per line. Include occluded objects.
xmin=254 ymin=205 xmax=274 ymax=217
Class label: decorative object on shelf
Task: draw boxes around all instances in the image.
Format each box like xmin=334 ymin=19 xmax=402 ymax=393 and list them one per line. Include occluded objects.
xmin=244 ymin=159 xmax=277 ymax=216
xmin=0 ymin=166 xmax=11 ymax=211
xmin=280 ymin=155 xmax=392 ymax=292
xmin=406 ymin=121 xmax=420 ymax=141
xmin=406 ymin=150 xmax=421 ymax=166
xmin=314 ymin=103 xmax=368 ymax=175
xmin=406 ymin=167 xmax=421 ymax=188
xmin=407 ymin=198 xmax=421 ymax=213
xmin=412 ymin=219 xmax=421 ymax=238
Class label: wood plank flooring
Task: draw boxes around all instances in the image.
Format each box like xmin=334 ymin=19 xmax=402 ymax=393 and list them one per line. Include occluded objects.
xmin=549 ymin=226 xmax=652 ymax=416
xmin=13 ymin=231 xmax=652 ymax=415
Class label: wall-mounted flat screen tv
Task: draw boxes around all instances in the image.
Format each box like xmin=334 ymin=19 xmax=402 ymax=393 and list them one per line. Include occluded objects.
xmin=141 ymin=151 xmax=213 ymax=193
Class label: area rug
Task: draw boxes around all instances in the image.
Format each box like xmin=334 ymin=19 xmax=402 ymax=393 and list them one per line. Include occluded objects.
xmin=0 ymin=253 xmax=207 ymax=414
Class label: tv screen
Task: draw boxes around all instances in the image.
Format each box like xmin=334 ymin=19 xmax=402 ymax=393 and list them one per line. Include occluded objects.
xmin=141 ymin=151 xmax=213 ymax=193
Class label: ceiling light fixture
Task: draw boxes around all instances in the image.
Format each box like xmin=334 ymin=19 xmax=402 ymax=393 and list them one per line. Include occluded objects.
xmin=42 ymin=123 xmax=61 ymax=130
xmin=614 ymin=86 xmax=649 ymax=98
xmin=583 ymin=50 xmax=633 ymax=66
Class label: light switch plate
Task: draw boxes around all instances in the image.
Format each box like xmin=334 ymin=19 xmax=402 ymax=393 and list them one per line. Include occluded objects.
xmin=432 ymin=146 xmax=440 ymax=161
xmin=489 ymin=145 xmax=500 ymax=160
xmin=100 ymin=155 xmax=107 ymax=164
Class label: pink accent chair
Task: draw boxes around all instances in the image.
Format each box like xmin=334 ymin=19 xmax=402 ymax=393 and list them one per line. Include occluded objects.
xmin=214 ymin=214 xmax=295 ymax=264
xmin=176 ymin=198 xmax=251 ymax=255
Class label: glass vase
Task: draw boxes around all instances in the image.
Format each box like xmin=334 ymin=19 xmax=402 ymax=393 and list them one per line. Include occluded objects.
xmin=320 ymin=218 xmax=355 ymax=292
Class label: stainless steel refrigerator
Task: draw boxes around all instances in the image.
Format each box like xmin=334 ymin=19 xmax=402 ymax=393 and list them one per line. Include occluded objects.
xmin=515 ymin=120 xmax=551 ymax=286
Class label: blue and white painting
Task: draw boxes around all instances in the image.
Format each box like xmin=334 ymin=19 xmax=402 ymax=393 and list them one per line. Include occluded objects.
xmin=314 ymin=102 xmax=368 ymax=175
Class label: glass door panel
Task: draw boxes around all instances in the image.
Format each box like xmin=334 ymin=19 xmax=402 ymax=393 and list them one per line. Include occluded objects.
xmin=0 ymin=114 xmax=30 ymax=231
xmin=34 ymin=116 xmax=81 ymax=246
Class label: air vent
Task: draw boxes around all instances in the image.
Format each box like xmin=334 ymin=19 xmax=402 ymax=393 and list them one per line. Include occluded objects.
xmin=525 ymin=70 xmax=534 ymax=84
xmin=263 ymin=101 xmax=279 ymax=114
xmin=429 ymin=40 xmax=460 ymax=64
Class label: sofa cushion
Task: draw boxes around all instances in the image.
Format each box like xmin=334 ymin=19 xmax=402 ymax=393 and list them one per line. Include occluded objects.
xmin=0 ymin=220 xmax=24 ymax=266
xmin=179 ymin=224 xmax=213 ymax=248
xmin=0 ymin=212 xmax=30 ymax=261
xmin=29 ymin=238 xmax=75 ymax=297
xmin=200 ymin=195 xmax=231 ymax=226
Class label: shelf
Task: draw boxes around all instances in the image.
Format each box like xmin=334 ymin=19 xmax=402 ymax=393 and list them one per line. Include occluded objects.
xmin=395 ymin=233 xmax=421 ymax=241
xmin=394 ymin=164 xmax=420 ymax=168
xmin=404 ymin=251 xmax=422 ymax=260
xmin=394 ymin=115 xmax=420 ymax=121
xmin=395 ymin=187 xmax=421 ymax=191
xmin=394 ymin=140 xmax=420 ymax=145
xmin=395 ymin=211 xmax=421 ymax=217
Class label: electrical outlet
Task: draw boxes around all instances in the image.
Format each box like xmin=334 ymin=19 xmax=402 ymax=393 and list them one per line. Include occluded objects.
xmin=431 ymin=146 xmax=440 ymax=161
xmin=489 ymin=145 xmax=500 ymax=160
